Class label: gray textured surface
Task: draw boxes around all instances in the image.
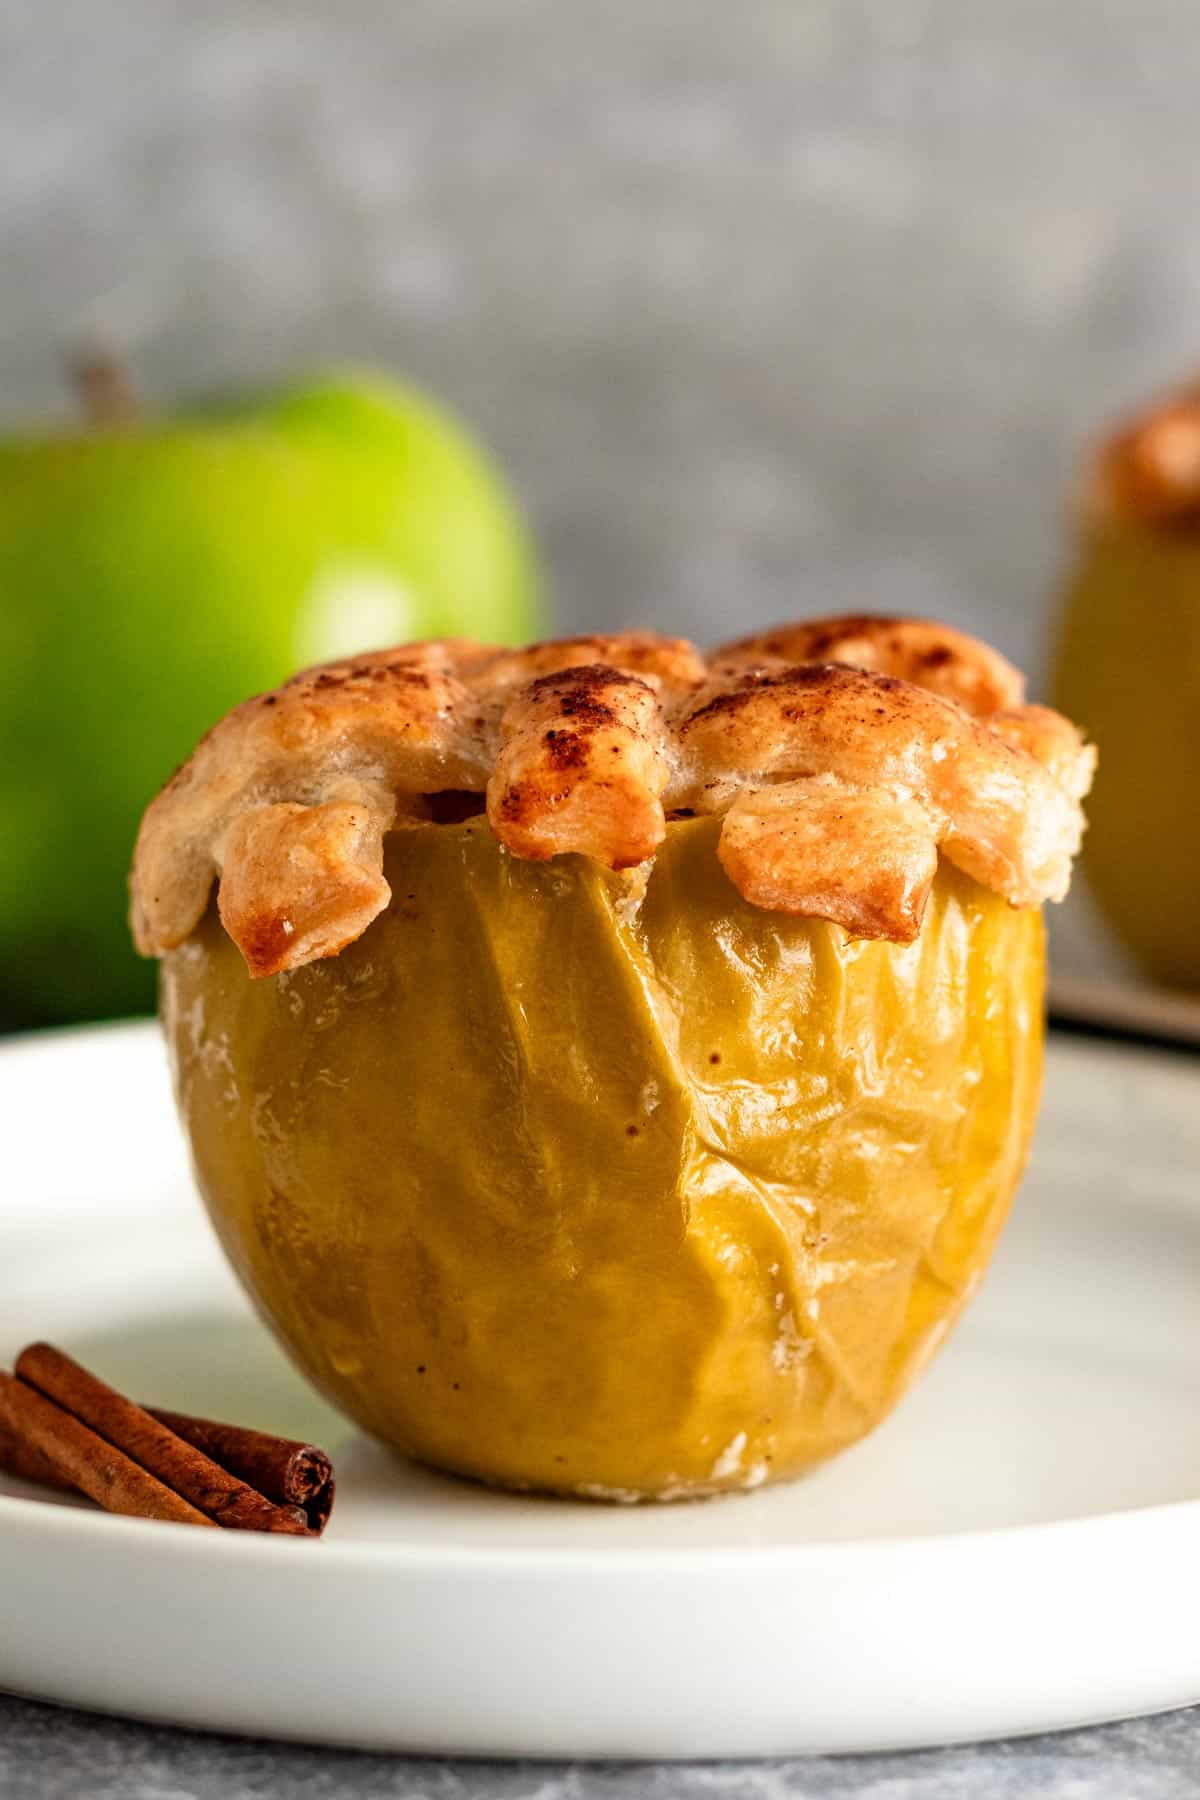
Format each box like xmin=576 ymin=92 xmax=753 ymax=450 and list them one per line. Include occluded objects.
xmin=0 ymin=1696 xmax=1198 ymax=1800
xmin=2 ymin=4 xmax=1198 ymax=1788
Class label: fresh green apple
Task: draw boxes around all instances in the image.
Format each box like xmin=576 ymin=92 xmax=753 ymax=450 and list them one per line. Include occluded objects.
xmin=0 ymin=367 xmax=544 ymax=1027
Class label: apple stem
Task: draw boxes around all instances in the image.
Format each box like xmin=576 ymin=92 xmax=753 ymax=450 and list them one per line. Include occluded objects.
xmin=68 ymin=349 xmax=139 ymax=427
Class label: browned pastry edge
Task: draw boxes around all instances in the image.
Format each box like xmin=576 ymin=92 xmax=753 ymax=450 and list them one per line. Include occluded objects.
xmin=130 ymin=615 xmax=1094 ymax=975
xmin=486 ymin=664 xmax=670 ymax=870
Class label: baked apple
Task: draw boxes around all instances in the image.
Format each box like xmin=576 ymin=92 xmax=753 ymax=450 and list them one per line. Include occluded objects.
xmin=132 ymin=617 xmax=1092 ymax=1499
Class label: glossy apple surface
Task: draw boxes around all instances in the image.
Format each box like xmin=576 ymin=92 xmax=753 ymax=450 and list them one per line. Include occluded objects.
xmin=164 ymin=818 xmax=1045 ymax=1502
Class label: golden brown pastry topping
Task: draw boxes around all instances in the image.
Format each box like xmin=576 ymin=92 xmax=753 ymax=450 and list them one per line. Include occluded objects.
xmin=713 ymin=614 xmax=1024 ymax=715
xmin=670 ymin=663 xmax=1084 ymax=933
xmin=475 ymin=631 xmax=708 ymax=705
xmin=487 ymin=665 xmax=670 ymax=871
xmin=986 ymin=704 xmax=1097 ymax=804
xmin=1082 ymin=377 xmax=1200 ymax=531
xmin=131 ymin=616 xmax=1093 ymax=976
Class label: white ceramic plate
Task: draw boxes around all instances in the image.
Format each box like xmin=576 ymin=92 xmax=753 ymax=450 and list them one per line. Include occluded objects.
xmin=1 ymin=1021 xmax=1198 ymax=1758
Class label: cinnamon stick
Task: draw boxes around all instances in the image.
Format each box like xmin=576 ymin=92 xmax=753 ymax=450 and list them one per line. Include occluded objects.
xmin=0 ymin=1372 xmax=215 ymax=1528
xmin=15 ymin=1344 xmax=310 ymax=1536
xmin=148 ymin=1406 xmax=335 ymax=1533
xmin=0 ymin=1416 xmax=77 ymax=1493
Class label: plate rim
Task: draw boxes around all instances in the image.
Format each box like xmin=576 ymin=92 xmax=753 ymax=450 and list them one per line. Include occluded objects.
xmin=2 ymin=1448 xmax=1198 ymax=1571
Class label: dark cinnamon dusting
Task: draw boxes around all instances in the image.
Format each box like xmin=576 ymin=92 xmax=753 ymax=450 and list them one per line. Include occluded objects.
xmin=764 ymin=614 xmax=901 ymax=659
xmin=543 ymin=729 xmax=589 ymax=771
xmin=526 ymin=663 xmax=649 ymax=725
xmin=683 ymin=663 xmax=900 ymax=731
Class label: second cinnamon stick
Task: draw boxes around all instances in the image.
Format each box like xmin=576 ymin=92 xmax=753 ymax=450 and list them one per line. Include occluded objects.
xmin=148 ymin=1406 xmax=335 ymax=1532
xmin=15 ymin=1344 xmax=311 ymax=1536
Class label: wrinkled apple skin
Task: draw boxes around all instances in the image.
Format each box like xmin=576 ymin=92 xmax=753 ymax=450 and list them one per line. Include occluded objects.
xmin=163 ymin=816 xmax=1044 ymax=1501
xmin=0 ymin=370 xmax=541 ymax=1026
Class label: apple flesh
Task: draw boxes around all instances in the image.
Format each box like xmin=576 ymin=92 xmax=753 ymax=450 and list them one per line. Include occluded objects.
xmin=0 ymin=370 xmax=543 ymax=1026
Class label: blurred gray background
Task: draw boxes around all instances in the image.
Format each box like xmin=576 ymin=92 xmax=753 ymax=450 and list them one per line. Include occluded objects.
xmin=4 ymin=0 xmax=1197 ymax=978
